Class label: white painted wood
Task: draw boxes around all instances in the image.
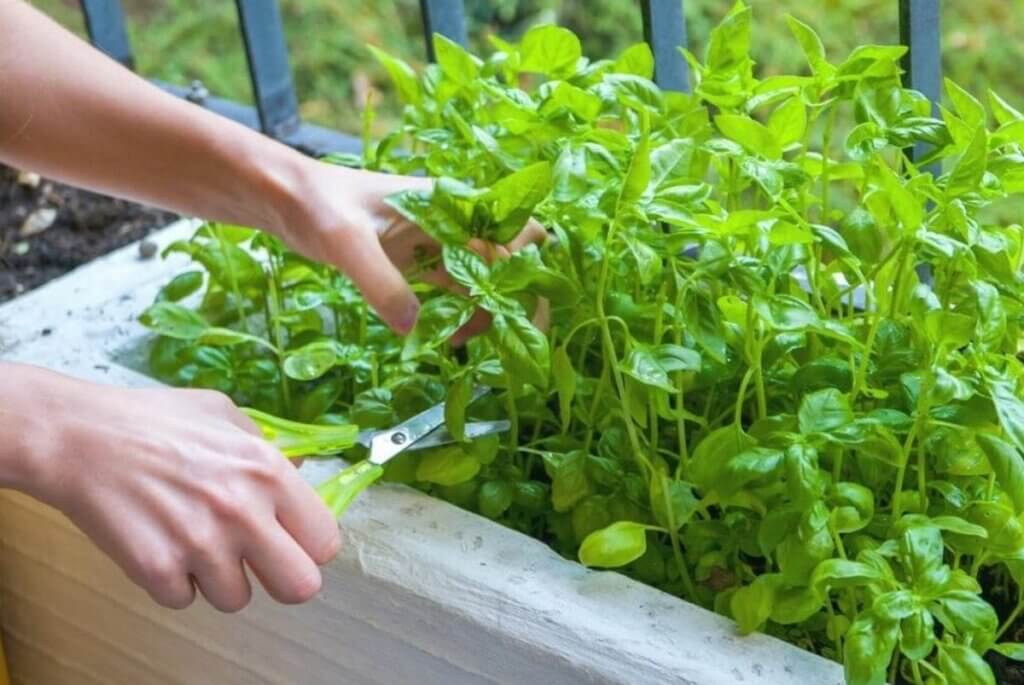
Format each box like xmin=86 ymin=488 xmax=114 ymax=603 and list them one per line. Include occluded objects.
xmin=0 ymin=219 xmax=845 ymax=684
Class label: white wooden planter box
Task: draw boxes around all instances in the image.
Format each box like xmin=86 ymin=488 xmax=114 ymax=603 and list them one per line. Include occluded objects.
xmin=0 ymin=219 xmax=844 ymax=685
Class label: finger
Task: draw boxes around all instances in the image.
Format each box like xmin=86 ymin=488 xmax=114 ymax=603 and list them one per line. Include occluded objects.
xmin=506 ymin=219 xmax=548 ymax=251
xmin=244 ymin=524 xmax=324 ymax=605
xmin=227 ymin=409 xmax=263 ymax=437
xmin=275 ymin=469 xmax=342 ymax=565
xmin=191 ymin=556 xmax=252 ymax=613
xmin=451 ymin=308 xmax=492 ymax=347
xmin=145 ymin=573 xmax=196 ymax=610
xmin=328 ymin=229 xmax=419 ymax=335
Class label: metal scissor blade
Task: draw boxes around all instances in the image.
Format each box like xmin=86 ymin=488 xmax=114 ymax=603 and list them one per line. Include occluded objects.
xmin=368 ymin=386 xmax=491 ymax=465
xmin=403 ymin=420 xmax=510 ymax=452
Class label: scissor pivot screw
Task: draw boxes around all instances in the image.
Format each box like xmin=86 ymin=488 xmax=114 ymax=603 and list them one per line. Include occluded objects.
xmin=391 ymin=432 xmax=408 ymax=445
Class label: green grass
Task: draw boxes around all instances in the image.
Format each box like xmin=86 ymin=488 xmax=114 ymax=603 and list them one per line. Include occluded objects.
xmin=30 ymin=0 xmax=1024 ymax=138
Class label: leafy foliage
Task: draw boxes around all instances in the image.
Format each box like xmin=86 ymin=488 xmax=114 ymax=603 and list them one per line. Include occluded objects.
xmin=140 ymin=9 xmax=1024 ymax=684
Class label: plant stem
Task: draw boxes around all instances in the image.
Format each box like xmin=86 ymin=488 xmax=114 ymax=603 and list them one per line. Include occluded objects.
xmin=214 ymin=225 xmax=252 ymax=335
xmin=595 ymin=218 xmax=652 ymax=476
xmin=504 ymin=374 xmax=519 ymax=456
xmin=997 ymin=597 xmax=1024 ymax=641
xmin=659 ymin=473 xmax=696 ymax=598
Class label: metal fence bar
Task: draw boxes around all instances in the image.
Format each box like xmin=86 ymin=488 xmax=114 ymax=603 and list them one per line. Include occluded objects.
xmin=234 ymin=0 xmax=301 ymax=140
xmin=898 ymin=0 xmax=941 ymax=164
xmin=420 ymin=0 xmax=468 ymax=61
xmin=640 ymin=0 xmax=689 ymax=92
xmin=80 ymin=0 xmax=134 ymax=69
xmin=157 ymin=82 xmax=360 ymax=157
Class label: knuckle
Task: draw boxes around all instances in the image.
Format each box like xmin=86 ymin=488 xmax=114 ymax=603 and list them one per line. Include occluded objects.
xmin=137 ymin=558 xmax=181 ymax=592
xmin=193 ymin=388 xmax=236 ymax=413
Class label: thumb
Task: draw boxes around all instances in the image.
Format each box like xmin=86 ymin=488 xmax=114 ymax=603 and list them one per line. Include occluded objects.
xmin=325 ymin=229 xmax=419 ymax=335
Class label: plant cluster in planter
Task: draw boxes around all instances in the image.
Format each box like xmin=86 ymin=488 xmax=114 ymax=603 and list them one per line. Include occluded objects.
xmin=139 ymin=4 xmax=1024 ymax=683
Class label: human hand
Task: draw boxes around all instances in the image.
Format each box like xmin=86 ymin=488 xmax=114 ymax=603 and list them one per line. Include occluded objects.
xmin=274 ymin=161 xmax=547 ymax=339
xmin=14 ymin=366 xmax=339 ymax=612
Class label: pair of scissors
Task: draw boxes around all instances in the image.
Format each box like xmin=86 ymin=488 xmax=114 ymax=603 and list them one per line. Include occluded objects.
xmin=316 ymin=386 xmax=509 ymax=518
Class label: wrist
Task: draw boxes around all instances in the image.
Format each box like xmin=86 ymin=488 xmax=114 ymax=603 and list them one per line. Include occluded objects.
xmin=0 ymin=364 xmax=71 ymax=498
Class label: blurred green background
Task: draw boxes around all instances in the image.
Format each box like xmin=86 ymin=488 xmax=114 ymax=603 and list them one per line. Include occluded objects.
xmin=31 ymin=1 xmax=1024 ymax=135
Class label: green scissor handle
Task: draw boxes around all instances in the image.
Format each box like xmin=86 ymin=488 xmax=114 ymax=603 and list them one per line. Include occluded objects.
xmin=316 ymin=460 xmax=385 ymax=519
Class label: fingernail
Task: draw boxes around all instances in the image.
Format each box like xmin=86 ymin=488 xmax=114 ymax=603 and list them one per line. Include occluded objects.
xmin=397 ymin=300 xmax=420 ymax=335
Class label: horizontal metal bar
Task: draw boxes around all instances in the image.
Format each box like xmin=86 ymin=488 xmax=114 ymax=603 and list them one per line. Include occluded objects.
xmin=640 ymin=0 xmax=690 ymax=92
xmin=234 ymin=0 xmax=301 ymax=140
xmin=80 ymin=0 xmax=134 ymax=69
xmin=156 ymin=82 xmax=360 ymax=158
xmin=420 ymin=0 xmax=468 ymax=61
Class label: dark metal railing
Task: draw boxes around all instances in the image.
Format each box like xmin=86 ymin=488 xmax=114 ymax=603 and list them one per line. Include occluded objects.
xmin=78 ymin=0 xmax=942 ymax=158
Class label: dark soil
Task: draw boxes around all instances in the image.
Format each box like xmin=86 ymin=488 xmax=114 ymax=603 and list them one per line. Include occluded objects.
xmin=0 ymin=164 xmax=177 ymax=302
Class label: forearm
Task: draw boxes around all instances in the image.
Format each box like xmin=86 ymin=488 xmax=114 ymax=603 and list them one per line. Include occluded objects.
xmin=0 ymin=0 xmax=309 ymax=235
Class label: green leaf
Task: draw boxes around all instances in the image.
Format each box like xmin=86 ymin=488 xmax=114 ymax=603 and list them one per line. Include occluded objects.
xmin=994 ymin=643 xmax=1024 ymax=661
xmin=542 ymin=82 xmax=602 ymax=122
xmin=986 ymin=372 xmax=1024 ymax=456
xmin=877 ymin=161 xmax=923 ymax=230
xmin=519 ymin=25 xmax=581 ymax=77
xmin=367 ymin=45 xmax=421 ymax=105
xmin=578 ymin=521 xmax=648 ymax=568
xmin=650 ymin=476 xmax=699 ymax=531
xmin=156 ymin=270 xmax=204 ymax=303
xmin=416 ymin=445 xmax=480 ymax=486
xmin=844 ymin=611 xmax=899 ymax=685
xmin=433 ymin=34 xmax=480 ymax=85
xmin=769 ymin=96 xmax=807 ymax=148
xmin=690 ymin=425 xmax=756 ymax=492
xmin=442 ymin=246 xmax=491 ymax=294
xmin=720 ymin=447 xmax=785 ymax=496
xmin=811 ymin=559 xmax=883 ymax=594
xmin=552 ymin=345 xmax=576 ymax=431
xmin=196 ymin=327 xmax=276 ymax=352
xmin=770 ymin=585 xmax=823 ymax=625
xmin=283 ymin=340 xmax=346 ymax=381
xmin=731 ymin=573 xmax=780 ymax=634
xmin=937 ymin=643 xmax=996 ymax=685
xmin=484 ymin=161 xmax=552 ymax=242
xmin=705 ymin=2 xmax=752 ymax=73
xmin=714 ymin=114 xmax=782 ymax=159
xmin=478 ymin=480 xmax=514 ymax=519
xmin=947 ymin=127 xmax=988 ymax=198
xmin=989 ymin=89 xmax=1024 ymax=126
xmin=799 ymin=388 xmax=854 ymax=434
xmin=491 ymin=313 xmax=549 ymax=389
xmin=542 ymin=450 xmax=591 ymax=512
xmin=753 ymin=294 xmax=819 ymax=331
xmin=900 ymin=611 xmax=935 ymax=662
xmin=139 ymin=302 xmax=209 ymax=339
xmin=931 ymin=590 xmax=998 ymax=648
xmin=785 ymin=15 xmax=829 ymax=74
xmin=619 ymin=126 xmax=652 ymax=208
xmin=977 ymin=433 xmax=1024 ymax=513
xmin=621 ymin=343 xmax=700 ymax=392
xmin=613 ymin=42 xmax=654 ymax=79
xmin=945 ymin=78 xmax=986 ymax=129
